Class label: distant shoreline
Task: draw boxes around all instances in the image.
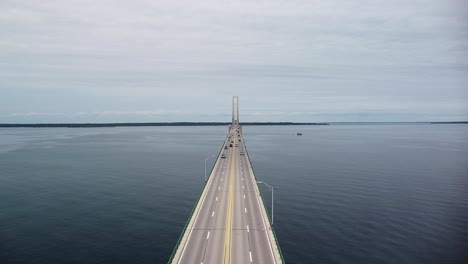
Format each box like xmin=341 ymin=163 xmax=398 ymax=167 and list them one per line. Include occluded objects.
xmin=1 ymin=121 xmax=467 ymax=128
xmin=430 ymin=121 xmax=468 ymax=124
xmin=0 ymin=122 xmax=330 ymax=128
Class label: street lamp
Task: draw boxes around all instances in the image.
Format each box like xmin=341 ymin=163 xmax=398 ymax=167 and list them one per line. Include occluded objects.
xmin=204 ymin=155 xmax=216 ymax=182
xmin=257 ymin=181 xmax=274 ymax=226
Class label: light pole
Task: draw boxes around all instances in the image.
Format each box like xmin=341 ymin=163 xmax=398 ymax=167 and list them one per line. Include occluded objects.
xmin=257 ymin=181 xmax=274 ymax=226
xmin=204 ymin=155 xmax=215 ymax=182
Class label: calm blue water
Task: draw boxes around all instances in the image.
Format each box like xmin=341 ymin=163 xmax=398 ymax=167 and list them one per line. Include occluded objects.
xmin=0 ymin=125 xmax=467 ymax=263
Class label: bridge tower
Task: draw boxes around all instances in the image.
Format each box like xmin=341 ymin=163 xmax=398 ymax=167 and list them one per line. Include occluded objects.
xmin=232 ymin=96 xmax=239 ymax=125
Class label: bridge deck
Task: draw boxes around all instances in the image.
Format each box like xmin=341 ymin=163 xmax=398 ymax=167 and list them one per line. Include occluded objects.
xmin=170 ymin=126 xmax=283 ymax=264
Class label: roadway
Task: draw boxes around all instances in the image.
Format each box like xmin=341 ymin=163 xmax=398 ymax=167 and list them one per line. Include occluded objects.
xmin=174 ymin=125 xmax=279 ymax=264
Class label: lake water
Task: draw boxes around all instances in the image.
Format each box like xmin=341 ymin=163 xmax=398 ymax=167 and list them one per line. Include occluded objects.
xmin=0 ymin=125 xmax=467 ymax=263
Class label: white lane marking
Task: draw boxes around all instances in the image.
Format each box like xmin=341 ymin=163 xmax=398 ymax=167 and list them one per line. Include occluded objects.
xmin=250 ymin=251 xmax=252 ymax=262
xmin=244 ymin=195 xmax=246 ymax=199
xmin=219 ymin=186 xmax=220 ymax=190
xmin=243 ymin=185 xmax=244 ymax=189
xmin=245 ymin=208 xmax=247 ymax=213
xmin=178 ymin=154 xmax=219 ymax=264
xmin=206 ymin=232 xmax=210 ymax=240
xmin=242 ymin=178 xmax=243 ymax=181
xmin=247 ymin=225 xmax=249 ymax=232
xmin=221 ymin=178 xmax=223 ymax=181
xmin=212 ymin=211 xmax=214 ymax=217
xmin=241 ymin=172 xmax=243 ymax=174
xmin=248 ymin=168 xmax=277 ymax=263
xmin=216 ymin=196 xmax=218 ymax=201
xmin=222 ymin=172 xmax=224 ymax=174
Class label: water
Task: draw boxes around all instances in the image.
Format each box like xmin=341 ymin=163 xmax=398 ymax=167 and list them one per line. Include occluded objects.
xmin=0 ymin=125 xmax=467 ymax=263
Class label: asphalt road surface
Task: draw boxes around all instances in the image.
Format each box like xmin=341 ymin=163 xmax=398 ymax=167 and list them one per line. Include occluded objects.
xmin=177 ymin=126 xmax=277 ymax=264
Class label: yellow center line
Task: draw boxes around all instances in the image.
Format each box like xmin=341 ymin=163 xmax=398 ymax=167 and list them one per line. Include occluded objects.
xmin=222 ymin=135 xmax=236 ymax=264
xmin=229 ymin=146 xmax=235 ymax=264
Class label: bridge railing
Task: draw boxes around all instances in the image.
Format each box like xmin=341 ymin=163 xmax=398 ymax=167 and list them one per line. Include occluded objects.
xmin=167 ymin=130 xmax=231 ymax=263
xmin=242 ymin=135 xmax=286 ymax=264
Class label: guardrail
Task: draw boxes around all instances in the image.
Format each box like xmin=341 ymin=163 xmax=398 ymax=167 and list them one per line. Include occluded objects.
xmin=167 ymin=131 xmax=231 ymax=263
xmin=242 ymin=137 xmax=286 ymax=264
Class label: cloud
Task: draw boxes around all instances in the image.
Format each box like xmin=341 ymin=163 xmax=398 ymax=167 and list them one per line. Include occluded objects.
xmin=9 ymin=112 xmax=65 ymax=117
xmin=0 ymin=0 xmax=467 ymax=122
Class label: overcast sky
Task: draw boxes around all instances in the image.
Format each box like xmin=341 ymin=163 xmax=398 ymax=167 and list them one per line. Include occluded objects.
xmin=1 ymin=0 xmax=467 ymax=123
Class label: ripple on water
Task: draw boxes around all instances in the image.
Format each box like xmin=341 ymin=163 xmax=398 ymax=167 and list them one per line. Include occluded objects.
xmin=1 ymin=125 xmax=467 ymax=263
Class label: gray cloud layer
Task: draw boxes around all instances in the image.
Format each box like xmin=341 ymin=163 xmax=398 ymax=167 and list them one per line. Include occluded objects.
xmin=1 ymin=0 xmax=467 ymax=122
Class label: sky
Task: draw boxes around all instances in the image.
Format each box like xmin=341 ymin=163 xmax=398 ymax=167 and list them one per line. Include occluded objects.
xmin=1 ymin=0 xmax=467 ymax=123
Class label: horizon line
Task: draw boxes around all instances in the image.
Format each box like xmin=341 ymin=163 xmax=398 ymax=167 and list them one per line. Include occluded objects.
xmin=1 ymin=121 xmax=467 ymax=128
